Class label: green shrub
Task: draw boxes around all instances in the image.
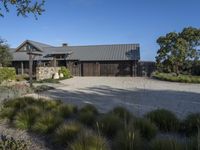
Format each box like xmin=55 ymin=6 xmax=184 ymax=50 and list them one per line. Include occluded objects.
xmin=146 ymin=109 xmax=180 ymax=132
xmin=80 ymin=104 xmax=99 ymax=115
xmin=58 ymin=104 xmax=77 ymax=118
xmin=0 ymin=135 xmax=28 ymax=150
xmin=110 ymin=107 xmax=132 ymax=123
xmin=152 ymin=72 xmax=200 ymax=83
xmin=150 ymin=138 xmax=183 ymax=150
xmin=182 ymin=113 xmax=200 ymax=136
xmin=133 ymin=118 xmax=158 ymax=140
xmin=14 ymin=106 xmax=41 ymax=130
xmin=33 ymin=112 xmax=62 ymax=134
xmin=59 ymin=67 xmax=71 ymax=78
xmin=0 ymin=67 xmax=16 ymax=84
xmin=78 ymin=111 xmax=97 ymax=127
xmin=70 ymin=130 xmax=109 ymax=150
xmin=113 ymin=127 xmax=142 ymax=150
xmin=97 ymin=114 xmax=123 ymax=137
xmin=54 ymin=121 xmax=82 ymax=146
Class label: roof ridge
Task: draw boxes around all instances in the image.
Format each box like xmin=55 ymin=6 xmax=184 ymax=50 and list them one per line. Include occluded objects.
xmin=68 ymin=43 xmax=140 ymax=47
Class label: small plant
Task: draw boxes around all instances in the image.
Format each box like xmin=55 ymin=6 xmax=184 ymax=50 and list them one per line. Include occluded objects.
xmin=59 ymin=67 xmax=71 ymax=78
xmin=70 ymin=130 xmax=109 ymax=150
xmin=133 ymin=118 xmax=158 ymax=140
xmin=14 ymin=106 xmax=41 ymax=130
xmin=54 ymin=121 xmax=82 ymax=146
xmin=33 ymin=112 xmax=62 ymax=134
xmin=182 ymin=113 xmax=200 ymax=136
xmin=113 ymin=126 xmax=142 ymax=150
xmin=150 ymin=138 xmax=183 ymax=150
xmin=80 ymin=104 xmax=99 ymax=115
xmin=0 ymin=135 xmax=28 ymax=150
xmin=97 ymin=114 xmax=123 ymax=137
xmin=146 ymin=109 xmax=180 ymax=132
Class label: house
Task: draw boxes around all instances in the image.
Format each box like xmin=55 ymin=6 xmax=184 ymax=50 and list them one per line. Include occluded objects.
xmin=10 ymin=40 xmax=152 ymax=77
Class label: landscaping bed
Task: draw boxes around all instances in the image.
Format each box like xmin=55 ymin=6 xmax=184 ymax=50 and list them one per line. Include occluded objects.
xmin=152 ymin=72 xmax=200 ymax=83
xmin=0 ymin=97 xmax=199 ymax=150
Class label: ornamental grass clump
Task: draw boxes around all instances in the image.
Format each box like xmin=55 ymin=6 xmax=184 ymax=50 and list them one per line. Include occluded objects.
xmin=54 ymin=121 xmax=82 ymax=146
xmin=113 ymin=126 xmax=142 ymax=150
xmin=133 ymin=118 xmax=158 ymax=140
xmin=146 ymin=109 xmax=180 ymax=132
xmin=97 ymin=114 xmax=123 ymax=138
xmin=78 ymin=104 xmax=99 ymax=127
xmin=110 ymin=106 xmax=132 ymax=124
xmin=70 ymin=130 xmax=109 ymax=150
xmin=58 ymin=104 xmax=77 ymax=118
xmin=182 ymin=113 xmax=200 ymax=136
xmin=14 ymin=106 xmax=42 ymax=130
xmin=150 ymin=138 xmax=183 ymax=150
xmin=33 ymin=112 xmax=62 ymax=134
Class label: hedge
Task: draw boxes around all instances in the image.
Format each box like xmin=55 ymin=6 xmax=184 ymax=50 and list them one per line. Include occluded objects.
xmin=0 ymin=67 xmax=16 ymax=84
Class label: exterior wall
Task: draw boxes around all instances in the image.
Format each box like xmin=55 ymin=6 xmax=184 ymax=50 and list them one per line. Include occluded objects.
xmin=12 ymin=61 xmax=36 ymax=75
xmin=137 ymin=61 xmax=156 ymax=77
xmin=36 ymin=67 xmax=61 ymax=81
xmin=67 ymin=60 xmax=138 ymax=77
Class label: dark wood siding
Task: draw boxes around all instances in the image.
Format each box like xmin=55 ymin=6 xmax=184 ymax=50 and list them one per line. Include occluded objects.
xmin=67 ymin=61 xmax=81 ymax=76
xmin=67 ymin=61 xmax=139 ymax=77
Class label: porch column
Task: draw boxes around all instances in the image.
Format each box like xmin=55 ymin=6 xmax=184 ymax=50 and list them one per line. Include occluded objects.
xmin=21 ymin=62 xmax=24 ymax=75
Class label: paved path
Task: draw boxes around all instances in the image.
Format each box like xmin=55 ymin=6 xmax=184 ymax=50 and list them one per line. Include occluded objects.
xmin=32 ymin=77 xmax=200 ymax=118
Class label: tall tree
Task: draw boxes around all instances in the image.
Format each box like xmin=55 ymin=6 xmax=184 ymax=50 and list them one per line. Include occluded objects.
xmin=0 ymin=39 xmax=12 ymax=67
xmin=156 ymin=27 xmax=200 ymax=75
xmin=0 ymin=0 xmax=45 ymax=18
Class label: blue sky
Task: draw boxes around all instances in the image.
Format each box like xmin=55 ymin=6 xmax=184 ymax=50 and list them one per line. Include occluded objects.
xmin=0 ymin=0 xmax=200 ymax=60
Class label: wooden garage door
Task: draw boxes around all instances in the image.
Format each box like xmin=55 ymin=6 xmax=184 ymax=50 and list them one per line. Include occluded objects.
xmin=82 ymin=62 xmax=100 ymax=76
xmin=100 ymin=62 xmax=132 ymax=76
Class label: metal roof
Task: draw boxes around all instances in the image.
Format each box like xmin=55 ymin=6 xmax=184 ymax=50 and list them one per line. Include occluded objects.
xmin=11 ymin=40 xmax=140 ymax=61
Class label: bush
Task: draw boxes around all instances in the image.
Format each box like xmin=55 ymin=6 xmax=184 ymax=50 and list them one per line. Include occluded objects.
xmin=150 ymin=138 xmax=183 ymax=150
xmin=33 ymin=112 xmax=62 ymax=134
xmin=113 ymin=127 xmax=142 ymax=150
xmin=182 ymin=113 xmax=200 ymax=136
xmin=59 ymin=67 xmax=71 ymax=78
xmin=70 ymin=130 xmax=109 ymax=150
xmin=133 ymin=118 xmax=158 ymax=140
xmin=54 ymin=122 xmax=82 ymax=146
xmin=14 ymin=106 xmax=41 ymax=130
xmin=146 ymin=109 xmax=180 ymax=132
xmin=152 ymin=72 xmax=200 ymax=83
xmin=110 ymin=107 xmax=132 ymax=123
xmin=0 ymin=135 xmax=28 ymax=150
xmin=80 ymin=104 xmax=99 ymax=115
xmin=0 ymin=67 xmax=16 ymax=84
xmin=97 ymin=114 xmax=123 ymax=137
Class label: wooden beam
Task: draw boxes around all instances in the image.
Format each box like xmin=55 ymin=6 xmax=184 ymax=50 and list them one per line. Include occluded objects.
xmin=21 ymin=62 xmax=24 ymax=75
xmin=29 ymin=54 xmax=33 ymax=87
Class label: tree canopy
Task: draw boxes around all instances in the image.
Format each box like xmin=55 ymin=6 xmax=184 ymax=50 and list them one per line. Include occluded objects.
xmin=156 ymin=27 xmax=200 ymax=75
xmin=0 ymin=39 xmax=12 ymax=67
xmin=0 ymin=0 xmax=45 ymax=18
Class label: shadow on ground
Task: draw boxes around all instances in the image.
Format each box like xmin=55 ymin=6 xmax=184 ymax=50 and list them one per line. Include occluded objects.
xmin=36 ymin=85 xmax=200 ymax=118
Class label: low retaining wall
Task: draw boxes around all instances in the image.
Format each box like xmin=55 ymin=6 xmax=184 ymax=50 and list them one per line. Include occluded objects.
xmin=36 ymin=67 xmax=61 ymax=81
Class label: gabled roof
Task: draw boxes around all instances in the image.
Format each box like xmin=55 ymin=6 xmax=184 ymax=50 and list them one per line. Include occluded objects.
xmin=11 ymin=40 xmax=140 ymax=61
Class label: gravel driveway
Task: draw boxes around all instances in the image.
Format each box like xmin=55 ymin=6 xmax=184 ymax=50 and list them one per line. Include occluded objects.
xmin=33 ymin=77 xmax=200 ymax=118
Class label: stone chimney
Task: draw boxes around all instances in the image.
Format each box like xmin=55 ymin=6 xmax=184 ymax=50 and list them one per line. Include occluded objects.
xmin=62 ymin=43 xmax=68 ymax=47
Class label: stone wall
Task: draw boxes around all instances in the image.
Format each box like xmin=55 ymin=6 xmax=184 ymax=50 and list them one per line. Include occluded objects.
xmin=36 ymin=67 xmax=61 ymax=81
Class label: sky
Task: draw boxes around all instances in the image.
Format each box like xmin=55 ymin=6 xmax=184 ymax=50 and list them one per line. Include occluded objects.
xmin=0 ymin=0 xmax=200 ymax=61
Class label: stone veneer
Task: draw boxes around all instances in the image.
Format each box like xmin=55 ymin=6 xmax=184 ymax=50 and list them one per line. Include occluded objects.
xmin=36 ymin=67 xmax=61 ymax=81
